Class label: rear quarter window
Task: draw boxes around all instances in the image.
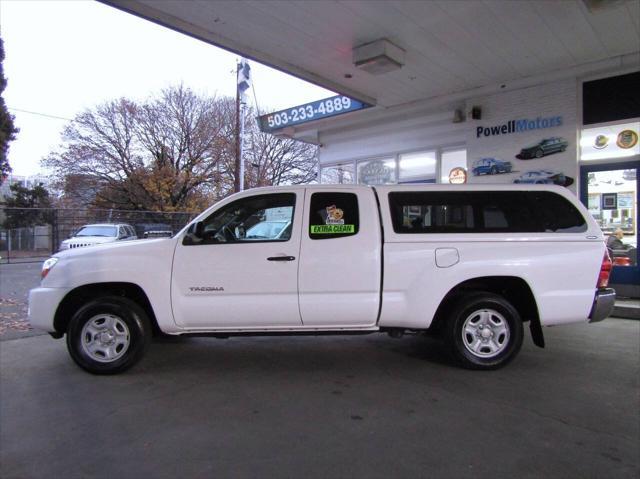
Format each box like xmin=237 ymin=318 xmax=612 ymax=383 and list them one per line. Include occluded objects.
xmin=309 ymin=192 xmax=359 ymax=240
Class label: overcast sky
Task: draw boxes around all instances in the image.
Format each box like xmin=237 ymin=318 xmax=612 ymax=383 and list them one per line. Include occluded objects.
xmin=0 ymin=0 xmax=334 ymax=177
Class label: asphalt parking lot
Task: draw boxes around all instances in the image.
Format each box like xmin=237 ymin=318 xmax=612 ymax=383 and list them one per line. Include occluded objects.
xmin=0 ymin=262 xmax=43 ymax=340
xmin=1 ymin=263 xmax=639 ymax=478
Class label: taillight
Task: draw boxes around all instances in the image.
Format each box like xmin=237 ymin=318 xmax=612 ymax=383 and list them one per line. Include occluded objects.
xmin=613 ymin=257 xmax=631 ymax=267
xmin=597 ymin=250 xmax=612 ymax=289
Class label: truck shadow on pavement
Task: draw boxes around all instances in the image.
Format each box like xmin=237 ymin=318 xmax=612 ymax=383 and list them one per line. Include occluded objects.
xmin=141 ymin=334 xmax=458 ymax=377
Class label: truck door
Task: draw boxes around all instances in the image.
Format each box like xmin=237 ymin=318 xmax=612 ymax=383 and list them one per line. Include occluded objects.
xmin=298 ymin=189 xmax=382 ymax=327
xmin=171 ymin=191 xmax=303 ymax=329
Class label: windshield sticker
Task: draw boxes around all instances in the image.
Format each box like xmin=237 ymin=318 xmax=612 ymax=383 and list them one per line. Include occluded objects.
xmin=325 ymin=205 xmax=344 ymax=224
xmin=311 ymin=224 xmax=355 ymax=234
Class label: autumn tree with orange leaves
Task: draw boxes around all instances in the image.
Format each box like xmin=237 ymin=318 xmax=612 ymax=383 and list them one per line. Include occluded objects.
xmin=45 ymin=85 xmax=317 ymax=212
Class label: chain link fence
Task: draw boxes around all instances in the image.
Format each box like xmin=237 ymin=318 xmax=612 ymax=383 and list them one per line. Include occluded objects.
xmin=0 ymin=207 xmax=197 ymax=264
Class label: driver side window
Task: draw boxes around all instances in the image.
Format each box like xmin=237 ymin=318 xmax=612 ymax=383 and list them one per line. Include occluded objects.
xmin=187 ymin=193 xmax=296 ymax=245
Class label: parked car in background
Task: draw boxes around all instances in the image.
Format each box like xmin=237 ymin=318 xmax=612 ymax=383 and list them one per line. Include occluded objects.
xmin=513 ymin=170 xmax=574 ymax=187
xmin=517 ymin=137 xmax=568 ymax=159
xmin=59 ymin=223 xmax=137 ymax=251
xmin=471 ymin=158 xmax=513 ymax=176
xmin=136 ymin=223 xmax=174 ymax=239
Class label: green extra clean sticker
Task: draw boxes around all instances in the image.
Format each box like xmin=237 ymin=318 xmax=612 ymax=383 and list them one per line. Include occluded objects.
xmin=310 ymin=224 xmax=355 ymax=234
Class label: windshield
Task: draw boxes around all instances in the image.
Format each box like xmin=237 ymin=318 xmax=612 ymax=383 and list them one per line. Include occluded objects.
xmin=75 ymin=226 xmax=117 ymax=237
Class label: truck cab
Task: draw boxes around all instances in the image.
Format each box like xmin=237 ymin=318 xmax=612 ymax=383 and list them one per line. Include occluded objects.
xmin=172 ymin=186 xmax=381 ymax=330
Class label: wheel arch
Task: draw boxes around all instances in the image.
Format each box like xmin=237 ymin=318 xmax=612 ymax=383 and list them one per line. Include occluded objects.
xmin=430 ymin=276 xmax=544 ymax=347
xmin=54 ymin=282 xmax=161 ymax=336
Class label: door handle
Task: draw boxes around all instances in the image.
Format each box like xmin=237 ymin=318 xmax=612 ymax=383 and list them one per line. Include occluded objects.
xmin=267 ymin=256 xmax=296 ymax=261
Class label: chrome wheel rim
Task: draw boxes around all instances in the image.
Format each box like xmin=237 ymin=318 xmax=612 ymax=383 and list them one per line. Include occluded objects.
xmin=81 ymin=314 xmax=130 ymax=363
xmin=461 ymin=309 xmax=510 ymax=358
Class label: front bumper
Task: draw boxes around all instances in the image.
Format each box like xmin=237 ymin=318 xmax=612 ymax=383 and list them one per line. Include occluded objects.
xmin=28 ymin=287 xmax=72 ymax=333
xmin=589 ymin=288 xmax=616 ymax=323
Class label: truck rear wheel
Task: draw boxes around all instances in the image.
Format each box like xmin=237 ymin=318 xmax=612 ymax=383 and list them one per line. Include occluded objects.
xmin=444 ymin=292 xmax=523 ymax=370
xmin=66 ymin=296 xmax=151 ymax=374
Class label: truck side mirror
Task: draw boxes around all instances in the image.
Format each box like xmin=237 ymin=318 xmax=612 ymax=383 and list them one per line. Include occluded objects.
xmin=183 ymin=221 xmax=205 ymax=246
xmin=194 ymin=221 xmax=204 ymax=238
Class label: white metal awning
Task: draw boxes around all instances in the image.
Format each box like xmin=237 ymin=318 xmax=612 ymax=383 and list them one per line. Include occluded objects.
xmin=103 ymin=0 xmax=639 ymax=109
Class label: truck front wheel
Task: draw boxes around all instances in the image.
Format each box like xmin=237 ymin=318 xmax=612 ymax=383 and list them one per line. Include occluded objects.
xmin=66 ymin=296 xmax=151 ymax=374
xmin=444 ymin=293 xmax=523 ymax=370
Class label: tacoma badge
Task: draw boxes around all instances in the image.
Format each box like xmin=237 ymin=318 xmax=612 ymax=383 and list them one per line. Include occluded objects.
xmin=189 ymin=286 xmax=224 ymax=292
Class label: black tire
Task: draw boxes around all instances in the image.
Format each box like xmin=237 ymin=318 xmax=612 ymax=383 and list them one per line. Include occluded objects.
xmin=535 ymin=149 xmax=543 ymax=158
xmin=444 ymin=292 xmax=523 ymax=370
xmin=66 ymin=296 xmax=151 ymax=374
xmin=490 ymin=166 xmax=498 ymax=175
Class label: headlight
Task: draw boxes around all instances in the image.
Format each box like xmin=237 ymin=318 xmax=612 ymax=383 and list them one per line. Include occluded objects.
xmin=41 ymin=257 xmax=59 ymax=280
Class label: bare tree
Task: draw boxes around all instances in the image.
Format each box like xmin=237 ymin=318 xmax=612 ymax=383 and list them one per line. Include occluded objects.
xmin=243 ymin=108 xmax=318 ymax=188
xmin=44 ymin=87 xmax=319 ymax=211
xmin=133 ymin=85 xmax=231 ymax=209
xmin=44 ymin=86 xmax=232 ymax=211
xmin=244 ymin=132 xmax=317 ymax=187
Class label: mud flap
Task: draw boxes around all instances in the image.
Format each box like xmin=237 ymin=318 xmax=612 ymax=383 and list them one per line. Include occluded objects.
xmin=529 ymin=318 xmax=545 ymax=348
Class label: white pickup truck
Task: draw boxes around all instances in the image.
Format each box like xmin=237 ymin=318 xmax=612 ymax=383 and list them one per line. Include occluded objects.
xmin=29 ymin=184 xmax=615 ymax=374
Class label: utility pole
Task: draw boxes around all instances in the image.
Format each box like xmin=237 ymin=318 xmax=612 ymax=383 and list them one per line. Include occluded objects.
xmin=234 ymin=61 xmax=241 ymax=193
xmin=235 ymin=58 xmax=251 ymax=192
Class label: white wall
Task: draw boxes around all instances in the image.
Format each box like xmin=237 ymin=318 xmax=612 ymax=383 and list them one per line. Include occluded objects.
xmin=465 ymin=79 xmax=579 ymax=192
xmin=315 ymin=78 xmax=580 ymax=191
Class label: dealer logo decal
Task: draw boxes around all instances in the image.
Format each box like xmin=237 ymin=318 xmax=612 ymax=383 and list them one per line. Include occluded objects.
xmin=616 ymin=130 xmax=638 ymax=149
xmin=476 ymin=116 xmax=563 ymax=138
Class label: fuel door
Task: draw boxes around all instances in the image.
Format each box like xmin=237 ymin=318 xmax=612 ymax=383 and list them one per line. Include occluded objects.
xmin=435 ymin=248 xmax=459 ymax=268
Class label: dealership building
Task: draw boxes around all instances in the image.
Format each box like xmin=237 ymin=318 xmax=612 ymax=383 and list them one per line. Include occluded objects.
xmin=106 ymin=0 xmax=639 ymax=294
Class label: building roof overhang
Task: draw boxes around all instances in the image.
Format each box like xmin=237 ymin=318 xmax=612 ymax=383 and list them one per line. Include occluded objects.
xmin=102 ymin=0 xmax=639 ymax=136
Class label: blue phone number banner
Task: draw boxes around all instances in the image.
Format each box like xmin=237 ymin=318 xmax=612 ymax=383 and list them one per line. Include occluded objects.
xmin=259 ymin=95 xmax=369 ymax=132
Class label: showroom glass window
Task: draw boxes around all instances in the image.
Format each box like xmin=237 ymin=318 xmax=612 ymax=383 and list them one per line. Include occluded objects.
xmin=399 ymin=150 xmax=436 ymax=183
xmin=357 ymin=158 xmax=396 ymax=185
xmin=320 ymin=163 xmax=355 ymax=184
xmin=440 ymin=149 xmax=467 ymax=183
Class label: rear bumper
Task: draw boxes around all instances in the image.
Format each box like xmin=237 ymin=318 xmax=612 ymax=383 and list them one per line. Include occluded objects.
xmin=589 ymin=288 xmax=616 ymax=323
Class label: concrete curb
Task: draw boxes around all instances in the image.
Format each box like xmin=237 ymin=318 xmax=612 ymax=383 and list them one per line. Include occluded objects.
xmin=613 ymin=299 xmax=640 ymax=320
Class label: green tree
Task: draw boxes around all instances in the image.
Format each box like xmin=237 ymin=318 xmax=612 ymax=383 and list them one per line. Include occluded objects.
xmin=3 ymin=182 xmax=52 ymax=229
xmin=0 ymin=36 xmax=19 ymax=183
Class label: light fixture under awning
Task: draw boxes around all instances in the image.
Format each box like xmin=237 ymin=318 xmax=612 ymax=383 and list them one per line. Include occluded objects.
xmin=353 ymin=39 xmax=405 ymax=75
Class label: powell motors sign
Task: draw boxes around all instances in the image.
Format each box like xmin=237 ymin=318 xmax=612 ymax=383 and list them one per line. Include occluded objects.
xmin=476 ymin=115 xmax=563 ymax=138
